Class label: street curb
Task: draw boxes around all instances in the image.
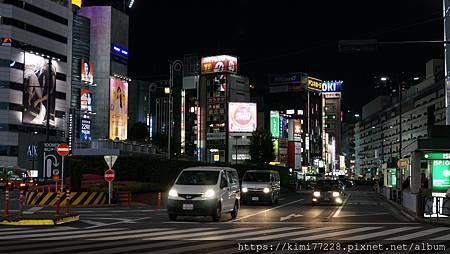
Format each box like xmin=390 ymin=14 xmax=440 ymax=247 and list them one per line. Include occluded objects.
xmin=0 ymin=215 xmax=80 ymax=226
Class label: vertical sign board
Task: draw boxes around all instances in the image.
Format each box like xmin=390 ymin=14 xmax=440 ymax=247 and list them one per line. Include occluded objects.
xmin=270 ymin=111 xmax=280 ymax=138
xmin=39 ymin=142 xmax=63 ymax=179
xmin=431 ymin=160 xmax=450 ymax=192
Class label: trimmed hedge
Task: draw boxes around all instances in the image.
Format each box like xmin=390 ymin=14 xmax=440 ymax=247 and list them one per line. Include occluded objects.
xmin=66 ymin=156 xmax=292 ymax=192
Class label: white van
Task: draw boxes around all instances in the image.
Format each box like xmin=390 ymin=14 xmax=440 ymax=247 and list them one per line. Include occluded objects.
xmin=241 ymin=170 xmax=280 ymax=205
xmin=167 ymin=167 xmax=240 ymax=221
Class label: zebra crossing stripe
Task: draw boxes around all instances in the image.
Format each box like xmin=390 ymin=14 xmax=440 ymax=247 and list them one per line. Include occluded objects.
xmin=195 ymin=227 xmax=298 ymax=240
xmin=294 ymin=227 xmax=381 ymax=240
xmin=341 ymin=227 xmax=420 ymax=240
xmin=80 ymin=240 xmax=193 ymax=254
xmin=147 ymin=227 xmax=257 ymax=240
xmin=0 ymin=228 xmax=125 ymax=240
xmin=0 ymin=227 xmax=72 ymax=237
xmin=92 ymin=227 xmax=218 ymax=241
xmin=432 ymin=233 xmax=450 ymax=240
xmin=247 ymin=226 xmax=342 ymax=240
xmin=31 ymin=228 xmax=174 ymax=241
xmin=386 ymin=227 xmax=450 ymax=240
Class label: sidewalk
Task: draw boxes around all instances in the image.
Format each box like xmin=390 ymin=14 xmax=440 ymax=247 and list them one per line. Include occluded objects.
xmin=379 ymin=192 xmax=450 ymax=226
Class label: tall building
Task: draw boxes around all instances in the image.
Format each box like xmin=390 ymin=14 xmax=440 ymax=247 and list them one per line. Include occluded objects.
xmin=354 ymin=59 xmax=445 ymax=176
xmin=78 ymin=5 xmax=129 ymax=141
xmin=198 ymin=55 xmax=252 ymax=163
xmin=0 ymin=0 xmax=73 ymax=169
xmin=267 ymin=73 xmax=323 ymax=171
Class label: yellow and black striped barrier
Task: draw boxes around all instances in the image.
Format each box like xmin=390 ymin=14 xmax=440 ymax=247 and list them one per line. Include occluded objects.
xmin=25 ymin=192 xmax=107 ymax=207
xmin=0 ymin=215 xmax=80 ymax=226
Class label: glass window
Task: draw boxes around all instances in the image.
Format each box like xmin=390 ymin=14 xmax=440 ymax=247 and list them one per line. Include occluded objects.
xmin=243 ymin=172 xmax=270 ymax=182
xmin=176 ymin=170 xmax=219 ymax=185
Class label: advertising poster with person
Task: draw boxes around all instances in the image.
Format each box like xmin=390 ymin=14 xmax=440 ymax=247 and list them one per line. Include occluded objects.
xmin=80 ymin=60 xmax=94 ymax=85
xmin=109 ymin=77 xmax=128 ymax=140
xmin=22 ymin=52 xmax=57 ymax=126
xmin=80 ymin=88 xmax=93 ymax=113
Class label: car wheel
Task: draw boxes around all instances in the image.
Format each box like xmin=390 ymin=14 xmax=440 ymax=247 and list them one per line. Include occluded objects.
xmin=212 ymin=203 xmax=222 ymax=222
xmin=168 ymin=214 xmax=177 ymax=221
xmin=230 ymin=201 xmax=239 ymax=219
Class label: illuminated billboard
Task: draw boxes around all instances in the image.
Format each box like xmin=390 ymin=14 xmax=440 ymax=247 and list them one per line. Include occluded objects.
xmin=80 ymin=117 xmax=92 ymax=142
xmin=109 ymin=77 xmax=128 ymax=140
xmin=22 ymin=52 xmax=58 ymax=126
xmin=201 ymin=55 xmax=238 ymax=74
xmin=307 ymin=77 xmax=322 ymax=92
xmin=228 ymin=103 xmax=257 ymax=132
xmin=431 ymin=160 xmax=450 ymax=192
xmin=80 ymin=88 xmax=92 ymax=113
xmin=72 ymin=0 xmax=82 ymax=8
xmin=81 ymin=60 xmax=94 ymax=85
xmin=322 ymin=80 xmax=343 ymax=93
xmin=270 ymin=111 xmax=280 ymax=138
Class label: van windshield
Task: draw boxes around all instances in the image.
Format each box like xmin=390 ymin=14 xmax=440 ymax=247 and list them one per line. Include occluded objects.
xmin=243 ymin=172 xmax=270 ymax=182
xmin=175 ymin=171 xmax=219 ymax=185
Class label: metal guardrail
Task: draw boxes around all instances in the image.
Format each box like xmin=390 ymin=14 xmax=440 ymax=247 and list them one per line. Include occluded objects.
xmin=424 ymin=196 xmax=449 ymax=222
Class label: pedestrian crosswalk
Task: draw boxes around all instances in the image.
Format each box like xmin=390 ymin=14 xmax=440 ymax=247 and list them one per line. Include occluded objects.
xmin=0 ymin=225 xmax=448 ymax=254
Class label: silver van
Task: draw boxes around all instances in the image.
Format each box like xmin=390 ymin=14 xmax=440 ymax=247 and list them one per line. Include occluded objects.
xmin=241 ymin=170 xmax=280 ymax=205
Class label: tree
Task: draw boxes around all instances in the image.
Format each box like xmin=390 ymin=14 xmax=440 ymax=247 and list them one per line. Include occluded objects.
xmin=249 ymin=128 xmax=275 ymax=164
xmin=152 ymin=133 xmax=168 ymax=152
xmin=128 ymin=122 xmax=149 ymax=143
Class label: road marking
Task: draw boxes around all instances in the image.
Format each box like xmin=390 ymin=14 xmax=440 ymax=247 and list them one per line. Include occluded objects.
xmin=146 ymin=227 xmax=257 ymax=240
xmin=23 ymin=206 xmax=44 ymax=214
xmin=280 ymin=213 xmax=303 ymax=221
xmin=81 ymin=220 xmax=108 ymax=227
xmin=432 ymin=233 xmax=450 ymax=240
xmin=32 ymin=228 xmax=173 ymax=241
xmin=332 ymin=193 xmax=350 ymax=218
xmin=92 ymin=227 xmax=217 ymax=241
xmin=341 ymin=226 xmax=420 ymax=240
xmin=230 ymin=198 xmax=304 ymax=222
xmin=0 ymin=227 xmax=73 ymax=236
xmin=230 ymin=221 xmax=421 ymax=225
xmin=247 ymin=226 xmax=342 ymax=240
xmin=294 ymin=226 xmax=380 ymax=240
xmin=0 ymin=228 xmax=125 ymax=240
xmin=197 ymin=227 xmax=297 ymax=240
xmin=335 ymin=212 xmax=390 ymax=218
xmin=387 ymin=227 xmax=450 ymax=240
xmin=85 ymin=216 xmax=151 ymax=229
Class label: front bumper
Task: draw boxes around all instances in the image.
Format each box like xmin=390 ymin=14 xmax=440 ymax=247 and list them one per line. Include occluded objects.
xmin=312 ymin=192 xmax=343 ymax=205
xmin=166 ymin=198 xmax=218 ymax=216
xmin=241 ymin=191 xmax=272 ymax=202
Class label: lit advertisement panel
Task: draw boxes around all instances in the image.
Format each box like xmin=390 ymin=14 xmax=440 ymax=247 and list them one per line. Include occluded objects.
xmin=431 ymin=160 xmax=450 ymax=192
xmin=201 ymin=55 xmax=237 ymax=74
xmin=109 ymin=77 xmax=128 ymax=140
xmin=22 ymin=52 xmax=57 ymax=126
xmin=80 ymin=117 xmax=91 ymax=142
xmin=72 ymin=0 xmax=82 ymax=7
xmin=80 ymin=88 xmax=92 ymax=113
xmin=322 ymin=80 xmax=343 ymax=93
xmin=228 ymin=103 xmax=257 ymax=132
xmin=81 ymin=60 xmax=94 ymax=85
xmin=270 ymin=111 xmax=280 ymax=138
xmin=307 ymin=77 xmax=323 ymax=92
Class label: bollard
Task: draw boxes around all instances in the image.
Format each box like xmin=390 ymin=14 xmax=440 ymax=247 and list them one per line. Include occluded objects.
xmin=3 ymin=188 xmax=9 ymax=218
xmin=157 ymin=192 xmax=161 ymax=210
xmin=65 ymin=189 xmax=71 ymax=215
xmin=19 ymin=190 xmax=24 ymax=219
xmin=55 ymin=191 xmax=61 ymax=218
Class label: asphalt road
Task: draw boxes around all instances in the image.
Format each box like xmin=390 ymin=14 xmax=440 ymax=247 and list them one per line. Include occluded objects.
xmin=0 ymin=187 xmax=449 ymax=254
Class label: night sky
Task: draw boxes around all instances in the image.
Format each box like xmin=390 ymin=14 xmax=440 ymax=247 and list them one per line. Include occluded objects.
xmin=86 ymin=0 xmax=443 ymax=113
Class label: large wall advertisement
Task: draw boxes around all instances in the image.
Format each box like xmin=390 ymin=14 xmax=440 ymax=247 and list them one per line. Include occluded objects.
xmin=80 ymin=59 xmax=94 ymax=85
xmin=23 ymin=52 xmax=58 ymax=126
xmin=201 ymin=55 xmax=238 ymax=74
xmin=80 ymin=117 xmax=92 ymax=142
xmin=80 ymin=88 xmax=92 ymax=113
xmin=109 ymin=77 xmax=128 ymax=140
xmin=228 ymin=103 xmax=257 ymax=132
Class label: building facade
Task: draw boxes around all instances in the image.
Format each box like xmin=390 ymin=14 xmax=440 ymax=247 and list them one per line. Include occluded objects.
xmin=0 ymin=0 xmax=73 ymax=169
xmin=354 ymin=60 xmax=445 ymax=176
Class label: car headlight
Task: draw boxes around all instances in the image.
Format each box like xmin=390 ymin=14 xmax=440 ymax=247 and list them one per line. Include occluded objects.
xmin=242 ymin=187 xmax=248 ymax=193
xmin=168 ymin=189 xmax=178 ymax=198
xmin=333 ymin=192 xmax=340 ymax=197
xmin=202 ymin=189 xmax=215 ymax=198
xmin=313 ymin=191 xmax=321 ymax=198
xmin=263 ymin=187 xmax=270 ymax=193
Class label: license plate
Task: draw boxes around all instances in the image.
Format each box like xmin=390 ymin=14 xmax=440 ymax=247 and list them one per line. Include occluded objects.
xmin=324 ymin=198 xmax=330 ymax=201
xmin=182 ymin=204 xmax=194 ymax=210
xmin=252 ymin=197 xmax=259 ymax=201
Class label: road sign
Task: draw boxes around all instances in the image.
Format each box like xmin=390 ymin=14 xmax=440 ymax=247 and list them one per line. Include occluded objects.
xmin=104 ymin=155 xmax=118 ymax=169
xmin=40 ymin=142 xmax=63 ymax=179
xmin=397 ymin=159 xmax=408 ymax=169
xmin=52 ymin=169 xmax=59 ymax=176
xmin=57 ymin=144 xmax=70 ymax=157
xmin=104 ymin=169 xmax=115 ymax=182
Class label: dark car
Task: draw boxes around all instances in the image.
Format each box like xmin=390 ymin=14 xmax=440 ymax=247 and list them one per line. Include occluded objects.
xmin=312 ymin=179 xmax=344 ymax=205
